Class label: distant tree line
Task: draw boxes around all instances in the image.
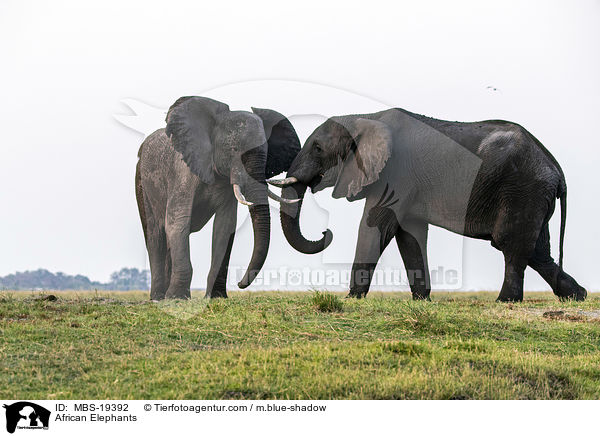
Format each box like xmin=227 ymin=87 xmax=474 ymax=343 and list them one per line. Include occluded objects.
xmin=0 ymin=268 xmax=150 ymax=291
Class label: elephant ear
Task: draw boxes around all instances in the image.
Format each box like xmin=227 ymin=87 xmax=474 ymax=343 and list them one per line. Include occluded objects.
xmin=165 ymin=96 xmax=229 ymax=184
xmin=251 ymin=107 xmax=301 ymax=178
xmin=332 ymin=118 xmax=392 ymax=200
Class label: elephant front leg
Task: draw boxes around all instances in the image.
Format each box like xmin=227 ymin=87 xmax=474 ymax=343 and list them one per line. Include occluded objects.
xmin=348 ymin=208 xmax=397 ymax=298
xmin=206 ymin=200 xmax=237 ymax=299
xmin=396 ymin=219 xmax=431 ymax=300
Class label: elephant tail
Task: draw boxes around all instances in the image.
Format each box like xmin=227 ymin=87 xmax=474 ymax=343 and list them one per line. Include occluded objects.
xmin=135 ymin=158 xmax=148 ymax=244
xmin=558 ymin=188 xmax=566 ymax=269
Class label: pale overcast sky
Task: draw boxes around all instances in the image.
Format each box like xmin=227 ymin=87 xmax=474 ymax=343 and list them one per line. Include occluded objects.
xmin=0 ymin=0 xmax=598 ymax=291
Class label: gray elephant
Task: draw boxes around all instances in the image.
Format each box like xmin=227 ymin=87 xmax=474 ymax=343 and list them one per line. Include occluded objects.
xmin=272 ymin=108 xmax=587 ymax=302
xmin=136 ymin=97 xmax=301 ymax=299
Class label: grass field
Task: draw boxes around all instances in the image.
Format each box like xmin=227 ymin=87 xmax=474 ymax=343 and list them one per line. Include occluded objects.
xmin=1 ymin=290 xmax=599 ymax=399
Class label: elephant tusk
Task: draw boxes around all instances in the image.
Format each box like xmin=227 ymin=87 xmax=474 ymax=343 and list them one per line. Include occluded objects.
xmin=266 ymin=176 xmax=298 ymax=187
xmin=268 ymin=189 xmax=300 ymax=204
xmin=233 ymin=184 xmax=254 ymax=206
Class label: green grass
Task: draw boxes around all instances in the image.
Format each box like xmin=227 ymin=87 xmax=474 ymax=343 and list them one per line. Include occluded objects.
xmin=310 ymin=290 xmax=343 ymax=312
xmin=1 ymin=290 xmax=599 ymax=399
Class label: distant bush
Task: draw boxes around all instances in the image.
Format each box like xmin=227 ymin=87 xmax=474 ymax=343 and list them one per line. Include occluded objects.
xmin=311 ymin=291 xmax=343 ymax=313
xmin=107 ymin=268 xmax=150 ymax=291
xmin=0 ymin=267 xmax=150 ymax=291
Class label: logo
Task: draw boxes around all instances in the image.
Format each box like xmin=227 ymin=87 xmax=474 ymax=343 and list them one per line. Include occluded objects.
xmin=2 ymin=403 xmax=50 ymax=434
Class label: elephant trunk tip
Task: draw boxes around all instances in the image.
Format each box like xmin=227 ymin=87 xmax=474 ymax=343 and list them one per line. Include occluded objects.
xmin=237 ymin=203 xmax=270 ymax=289
xmin=237 ymin=268 xmax=261 ymax=289
xmin=321 ymin=229 xmax=334 ymax=247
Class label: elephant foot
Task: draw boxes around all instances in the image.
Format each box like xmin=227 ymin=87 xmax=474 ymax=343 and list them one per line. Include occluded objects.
xmin=557 ymin=287 xmax=587 ymax=302
xmin=553 ymin=272 xmax=587 ymax=302
xmin=205 ymin=288 xmax=228 ymax=299
xmin=165 ymin=287 xmax=191 ymax=300
xmin=149 ymin=288 xmax=167 ymax=301
xmin=412 ymin=294 xmax=431 ymax=301
xmin=346 ymin=289 xmax=368 ymax=299
xmin=411 ymin=290 xmax=431 ymax=301
xmin=496 ymin=294 xmax=523 ymax=303
xmin=496 ymin=281 xmax=524 ymax=302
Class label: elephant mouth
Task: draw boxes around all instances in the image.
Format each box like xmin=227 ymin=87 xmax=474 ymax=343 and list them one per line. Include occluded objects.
xmin=308 ymin=174 xmax=324 ymax=191
xmin=309 ymin=169 xmax=339 ymax=193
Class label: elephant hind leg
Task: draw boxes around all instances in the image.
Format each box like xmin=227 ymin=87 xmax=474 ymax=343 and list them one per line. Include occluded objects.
xmin=141 ymin=189 xmax=171 ymax=300
xmin=493 ymin=204 xmax=546 ymax=302
xmin=137 ymin=165 xmax=169 ymax=299
xmin=528 ymin=223 xmax=586 ymax=301
xmin=164 ymin=219 xmax=192 ymax=299
xmin=147 ymin=225 xmax=170 ymax=300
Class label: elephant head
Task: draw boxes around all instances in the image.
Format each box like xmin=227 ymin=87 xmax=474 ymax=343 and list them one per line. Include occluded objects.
xmin=271 ymin=116 xmax=392 ymax=254
xmin=165 ymin=96 xmax=301 ymax=287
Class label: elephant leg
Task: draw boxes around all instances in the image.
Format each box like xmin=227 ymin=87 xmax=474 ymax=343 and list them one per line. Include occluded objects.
xmin=396 ymin=219 xmax=431 ymax=300
xmin=497 ymin=254 xmax=529 ymax=302
xmin=205 ymin=199 xmax=237 ymax=299
xmin=142 ymin=200 xmax=170 ymax=300
xmin=348 ymin=205 xmax=398 ymax=298
xmin=164 ymin=213 xmax=193 ymax=300
xmin=147 ymin=227 xmax=170 ymax=300
xmin=494 ymin=206 xmax=545 ymax=302
xmin=528 ymin=223 xmax=587 ymax=301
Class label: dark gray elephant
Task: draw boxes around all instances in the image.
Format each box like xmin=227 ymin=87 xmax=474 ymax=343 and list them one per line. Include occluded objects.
xmin=273 ymin=108 xmax=587 ymax=302
xmin=136 ymin=96 xmax=301 ymax=299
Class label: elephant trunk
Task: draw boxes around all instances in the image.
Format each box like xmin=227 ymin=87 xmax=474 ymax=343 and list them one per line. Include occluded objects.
xmin=280 ymin=182 xmax=333 ymax=254
xmin=235 ymin=148 xmax=271 ymax=289
xmin=237 ymin=202 xmax=270 ymax=288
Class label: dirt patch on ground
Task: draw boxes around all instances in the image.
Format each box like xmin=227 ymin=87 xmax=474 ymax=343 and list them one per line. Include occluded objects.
xmin=34 ymin=294 xmax=57 ymax=302
xmin=536 ymin=309 xmax=600 ymax=322
xmin=505 ymin=307 xmax=600 ymax=323
xmin=542 ymin=311 xmax=586 ymax=321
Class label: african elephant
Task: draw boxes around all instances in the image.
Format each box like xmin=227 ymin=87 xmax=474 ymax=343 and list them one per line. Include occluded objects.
xmin=136 ymin=96 xmax=301 ymax=299
xmin=272 ymin=108 xmax=587 ymax=302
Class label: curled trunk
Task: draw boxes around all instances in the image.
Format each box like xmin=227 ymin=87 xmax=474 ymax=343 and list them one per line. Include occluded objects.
xmin=280 ymin=183 xmax=333 ymax=254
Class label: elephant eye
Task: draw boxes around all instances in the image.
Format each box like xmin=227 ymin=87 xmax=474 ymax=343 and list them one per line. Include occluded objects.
xmin=314 ymin=143 xmax=322 ymax=153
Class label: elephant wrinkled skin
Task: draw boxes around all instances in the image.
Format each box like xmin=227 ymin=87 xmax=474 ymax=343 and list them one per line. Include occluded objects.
xmin=136 ymin=97 xmax=301 ymax=299
xmin=275 ymin=108 xmax=587 ymax=302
